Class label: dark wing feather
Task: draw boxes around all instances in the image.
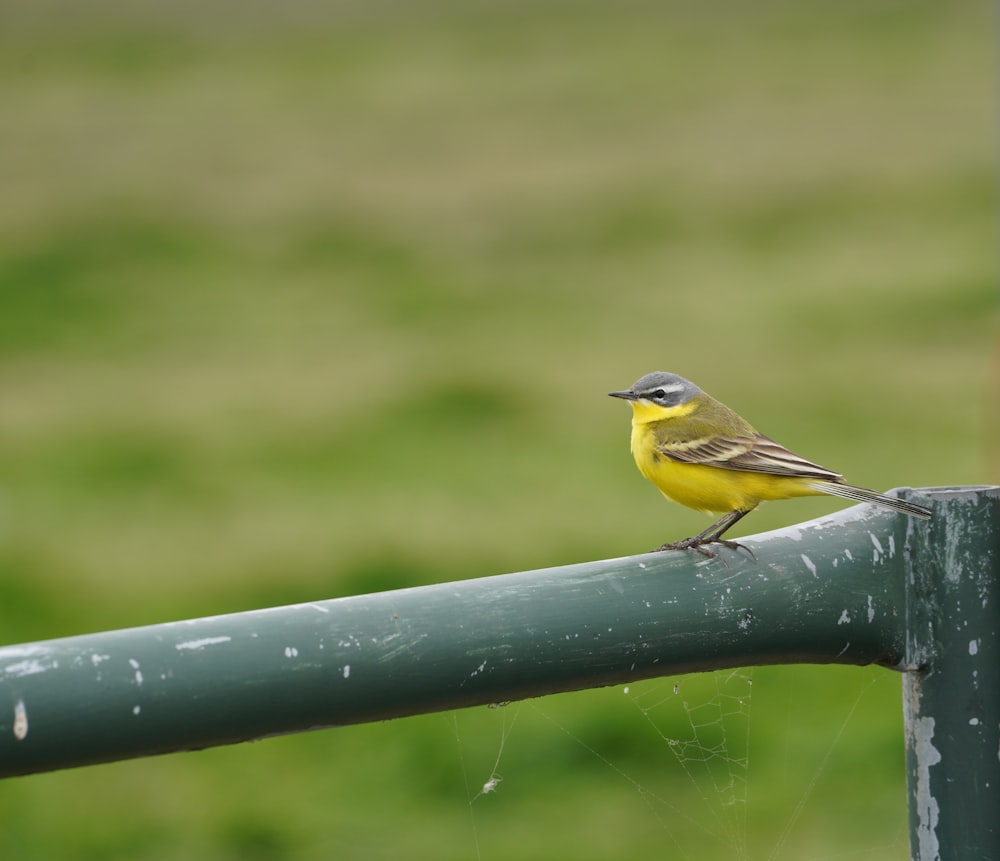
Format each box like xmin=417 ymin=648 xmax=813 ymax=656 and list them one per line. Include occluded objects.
xmin=658 ymin=434 xmax=843 ymax=481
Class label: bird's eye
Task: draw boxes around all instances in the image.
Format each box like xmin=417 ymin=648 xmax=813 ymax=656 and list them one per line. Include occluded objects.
xmin=651 ymin=389 xmax=666 ymax=400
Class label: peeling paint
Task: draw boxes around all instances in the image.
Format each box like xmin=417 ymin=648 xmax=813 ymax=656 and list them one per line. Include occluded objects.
xmin=837 ymin=609 xmax=851 ymax=625
xmin=342 ymin=664 xmax=351 ymax=679
xmin=0 ymin=645 xmax=49 ymax=658
xmin=13 ymin=699 xmax=28 ymax=740
xmin=968 ymin=639 xmax=979 ymax=656
xmin=3 ymin=658 xmax=57 ymax=678
xmin=867 ymin=595 xmax=875 ymax=624
xmin=908 ymin=715 xmax=942 ymax=860
xmin=870 ymin=532 xmax=884 ymax=562
xmin=175 ymin=636 xmax=232 ymax=651
xmin=800 ymin=554 xmax=817 ymax=577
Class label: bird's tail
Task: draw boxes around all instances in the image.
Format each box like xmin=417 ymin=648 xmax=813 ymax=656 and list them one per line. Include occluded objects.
xmin=808 ymin=481 xmax=932 ymax=519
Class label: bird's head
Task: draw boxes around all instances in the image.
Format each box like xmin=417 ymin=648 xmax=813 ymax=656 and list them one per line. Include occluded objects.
xmin=608 ymin=372 xmax=703 ymax=422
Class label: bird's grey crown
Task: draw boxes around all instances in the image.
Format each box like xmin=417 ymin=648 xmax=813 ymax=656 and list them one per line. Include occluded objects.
xmin=628 ymin=372 xmax=701 ymax=400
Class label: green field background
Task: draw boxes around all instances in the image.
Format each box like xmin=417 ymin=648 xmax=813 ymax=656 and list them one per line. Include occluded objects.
xmin=0 ymin=1 xmax=995 ymax=858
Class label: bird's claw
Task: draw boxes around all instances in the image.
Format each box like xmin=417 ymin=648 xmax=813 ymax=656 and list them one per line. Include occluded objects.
xmin=652 ymin=537 xmax=756 ymax=562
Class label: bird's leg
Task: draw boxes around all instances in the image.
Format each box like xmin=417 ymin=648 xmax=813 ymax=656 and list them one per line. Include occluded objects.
xmin=654 ymin=510 xmax=756 ymax=559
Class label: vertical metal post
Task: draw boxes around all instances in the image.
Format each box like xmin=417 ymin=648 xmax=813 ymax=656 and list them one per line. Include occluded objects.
xmin=902 ymin=486 xmax=1000 ymax=861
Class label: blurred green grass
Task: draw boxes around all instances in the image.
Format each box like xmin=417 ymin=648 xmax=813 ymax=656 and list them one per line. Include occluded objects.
xmin=0 ymin=0 xmax=995 ymax=858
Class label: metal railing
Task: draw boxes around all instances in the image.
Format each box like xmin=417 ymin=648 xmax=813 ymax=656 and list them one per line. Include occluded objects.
xmin=1 ymin=486 xmax=996 ymax=860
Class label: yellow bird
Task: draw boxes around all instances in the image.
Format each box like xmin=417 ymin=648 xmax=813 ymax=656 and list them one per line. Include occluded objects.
xmin=609 ymin=371 xmax=932 ymax=555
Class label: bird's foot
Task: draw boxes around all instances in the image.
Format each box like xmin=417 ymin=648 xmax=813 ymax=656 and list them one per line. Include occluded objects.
xmin=653 ymin=536 xmax=756 ymax=561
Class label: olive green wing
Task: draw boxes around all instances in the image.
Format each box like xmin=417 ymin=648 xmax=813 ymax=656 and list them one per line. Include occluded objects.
xmin=657 ymin=433 xmax=843 ymax=481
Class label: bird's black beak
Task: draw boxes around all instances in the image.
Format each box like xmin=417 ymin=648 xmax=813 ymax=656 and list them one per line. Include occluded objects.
xmin=608 ymin=390 xmax=637 ymax=401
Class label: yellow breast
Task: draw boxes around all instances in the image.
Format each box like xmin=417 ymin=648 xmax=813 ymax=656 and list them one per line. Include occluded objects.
xmin=629 ymin=415 xmax=819 ymax=514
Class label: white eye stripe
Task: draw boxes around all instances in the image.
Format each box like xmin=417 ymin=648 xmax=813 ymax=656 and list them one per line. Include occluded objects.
xmin=646 ymin=383 xmax=686 ymax=397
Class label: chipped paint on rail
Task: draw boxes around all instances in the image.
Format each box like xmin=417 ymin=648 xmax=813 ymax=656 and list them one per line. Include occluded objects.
xmin=13 ymin=700 xmax=28 ymax=740
xmin=3 ymin=655 xmax=58 ymax=678
xmin=907 ymin=712 xmax=942 ymax=860
xmin=870 ymin=532 xmax=885 ymax=562
xmin=175 ymin=636 xmax=232 ymax=651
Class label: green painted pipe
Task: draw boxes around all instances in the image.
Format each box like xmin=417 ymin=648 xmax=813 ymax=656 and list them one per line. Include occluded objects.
xmin=0 ymin=495 xmax=923 ymax=777
xmin=1 ymin=486 xmax=997 ymax=861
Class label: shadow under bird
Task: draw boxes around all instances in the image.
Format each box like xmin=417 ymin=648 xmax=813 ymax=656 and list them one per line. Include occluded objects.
xmin=609 ymin=371 xmax=932 ymax=556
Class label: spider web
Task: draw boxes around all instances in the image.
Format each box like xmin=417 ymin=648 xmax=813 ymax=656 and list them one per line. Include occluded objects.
xmin=625 ymin=669 xmax=754 ymax=858
xmin=450 ymin=666 xmax=909 ymax=861
xmin=450 ymin=670 xmax=753 ymax=860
